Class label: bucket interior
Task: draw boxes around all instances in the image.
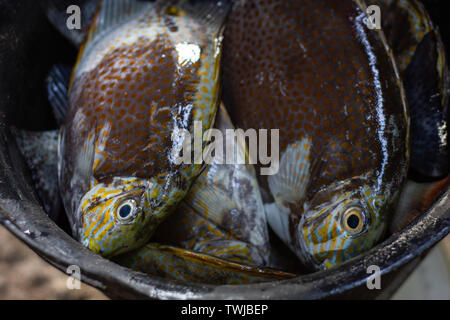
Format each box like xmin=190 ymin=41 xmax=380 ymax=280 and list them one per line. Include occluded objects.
xmin=0 ymin=0 xmax=449 ymax=299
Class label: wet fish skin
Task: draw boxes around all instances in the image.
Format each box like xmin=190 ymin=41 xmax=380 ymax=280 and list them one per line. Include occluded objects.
xmin=114 ymin=243 xmax=296 ymax=285
xmin=154 ymin=104 xmax=271 ymax=267
xmin=221 ymin=0 xmax=409 ymax=270
xmin=59 ymin=0 xmax=229 ymax=257
xmin=374 ymin=0 xmax=449 ymax=179
xmin=115 ymin=105 xmax=286 ymax=284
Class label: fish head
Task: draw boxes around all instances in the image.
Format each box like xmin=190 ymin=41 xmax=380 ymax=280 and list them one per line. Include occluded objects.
xmin=297 ymin=176 xmax=389 ymax=270
xmin=76 ymin=177 xmax=160 ymax=257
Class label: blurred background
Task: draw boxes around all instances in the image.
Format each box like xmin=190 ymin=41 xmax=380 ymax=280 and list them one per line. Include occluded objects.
xmin=0 ymin=225 xmax=107 ymax=299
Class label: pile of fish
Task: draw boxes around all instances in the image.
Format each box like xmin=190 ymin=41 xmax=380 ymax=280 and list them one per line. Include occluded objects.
xmin=13 ymin=0 xmax=449 ymax=284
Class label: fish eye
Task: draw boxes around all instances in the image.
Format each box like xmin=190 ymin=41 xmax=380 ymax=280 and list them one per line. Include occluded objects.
xmin=116 ymin=199 xmax=137 ymax=221
xmin=342 ymin=206 xmax=365 ymax=235
xmin=166 ymin=6 xmax=180 ymax=16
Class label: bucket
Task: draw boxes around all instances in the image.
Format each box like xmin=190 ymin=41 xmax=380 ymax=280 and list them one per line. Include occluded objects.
xmin=0 ymin=0 xmax=448 ymax=299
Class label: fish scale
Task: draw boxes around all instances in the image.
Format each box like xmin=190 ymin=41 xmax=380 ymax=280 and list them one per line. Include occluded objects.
xmin=58 ymin=0 xmax=228 ymax=257
xmin=16 ymin=0 xmax=298 ymax=285
xmin=222 ymin=0 xmax=409 ymax=270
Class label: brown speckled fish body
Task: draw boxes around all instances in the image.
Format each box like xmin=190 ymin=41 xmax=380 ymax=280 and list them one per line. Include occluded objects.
xmin=222 ymin=0 xmax=409 ymax=269
xmin=59 ymin=0 xmax=229 ymax=257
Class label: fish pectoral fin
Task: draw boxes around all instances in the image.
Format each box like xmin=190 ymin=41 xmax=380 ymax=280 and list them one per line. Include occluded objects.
xmin=46 ymin=64 xmax=71 ymax=126
xmin=215 ymin=102 xmax=235 ymax=132
xmin=114 ymin=243 xmax=296 ymax=285
xmin=265 ymin=138 xmax=312 ymax=248
xmin=184 ymin=173 xmax=237 ymax=228
xmin=11 ymin=129 xmax=62 ymax=221
xmin=268 ymin=137 xmax=312 ymax=205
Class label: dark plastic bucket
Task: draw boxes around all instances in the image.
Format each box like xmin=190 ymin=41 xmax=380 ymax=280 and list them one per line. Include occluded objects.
xmin=0 ymin=0 xmax=448 ymax=299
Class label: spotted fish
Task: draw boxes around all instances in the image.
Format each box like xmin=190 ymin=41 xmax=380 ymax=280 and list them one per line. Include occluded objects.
xmin=16 ymin=87 xmax=294 ymax=284
xmin=374 ymin=0 xmax=449 ymax=179
xmin=57 ymin=0 xmax=230 ymax=257
xmin=221 ymin=0 xmax=409 ymax=270
xmin=115 ymin=104 xmax=296 ymax=284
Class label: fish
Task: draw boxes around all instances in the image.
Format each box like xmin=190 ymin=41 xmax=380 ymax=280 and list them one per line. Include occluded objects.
xmin=16 ymin=0 xmax=290 ymax=284
xmin=153 ymin=104 xmax=271 ymax=267
xmin=373 ymin=0 xmax=449 ymax=179
xmin=16 ymin=89 xmax=295 ymax=284
xmin=371 ymin=0 xmax=449 ymax=232
xmin=221 ymin=0 xmax=409 ymax=270
xmin=56 ymin=0 xmax=230 ymax=257
xmin=115 ymin=104 xmax=296 ymax=284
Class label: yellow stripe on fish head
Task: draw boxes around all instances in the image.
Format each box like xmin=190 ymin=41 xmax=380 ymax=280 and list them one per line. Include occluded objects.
xmin=78 ymin=176 xmax=160 ymax=257
xmin=298 ymin=178 xmax=389 ymax=270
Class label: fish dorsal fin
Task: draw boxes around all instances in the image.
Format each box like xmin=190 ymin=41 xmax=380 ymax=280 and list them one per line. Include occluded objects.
xmin=46 ymin=64 xmax=71 ymax=126
xmin=85 ymin=0 xmax=150 ymax=46
xmin=404 ymin=31 xmax=449 ymax=178
xmin=179 ymin=0 xmax=232 ymax=32
xmin=85 ymin=0 xmax=231 ymax=44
